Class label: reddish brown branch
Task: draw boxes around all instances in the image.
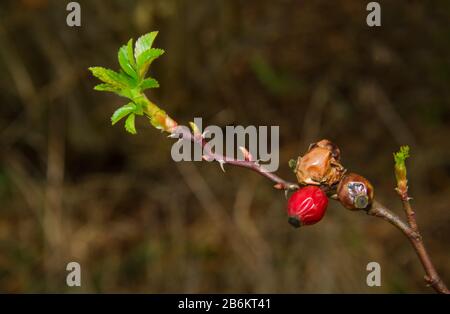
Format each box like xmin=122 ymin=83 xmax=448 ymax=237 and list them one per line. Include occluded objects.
xmin=396 ymin=181 xmax=447 ymax=292
xmin=368 ymin=200 xmax=419 ymax=240
xmin=174 ymin=127 xmax=299 ymax=191
xmin=367 ymin=200 xmax=448 ymax=294
xmin=175 ymin=128 xmax=448 ymax=293
xmin=397 ymin=188 xmax=418 ymax=232
xmin=221 ymin=158 xmax=298 ymax=190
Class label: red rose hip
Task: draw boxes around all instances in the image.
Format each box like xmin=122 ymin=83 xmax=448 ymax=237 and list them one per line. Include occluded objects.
xmin=287 ymin=186 xmax=328 ymax=228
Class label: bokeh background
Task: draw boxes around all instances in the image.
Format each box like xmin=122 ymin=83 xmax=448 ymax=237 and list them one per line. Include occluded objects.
xmin=0 ymin=0 xmax=449 ymax=293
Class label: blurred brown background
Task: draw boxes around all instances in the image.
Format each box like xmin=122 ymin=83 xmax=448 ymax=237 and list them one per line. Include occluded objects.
xmin=0 ymin=0 xmax=449 ymax=293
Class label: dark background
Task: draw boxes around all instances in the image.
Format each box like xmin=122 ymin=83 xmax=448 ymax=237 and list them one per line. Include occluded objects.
xmin=0 ymin=0 xmax=449 ymax=293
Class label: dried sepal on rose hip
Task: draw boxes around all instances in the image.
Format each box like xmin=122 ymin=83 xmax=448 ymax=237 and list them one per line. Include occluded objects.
xmin=308 ymin=139 xmax=341 ymax=161
xmin=294 ymin=139 xmax=346 ymax=186
xmin=337 ymin=173 xmax=374 ymax=210
xmin=287 ymin=186 xmax=328 ymax=228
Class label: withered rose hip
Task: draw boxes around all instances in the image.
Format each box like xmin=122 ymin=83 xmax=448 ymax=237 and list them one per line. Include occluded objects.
xmin=295 ymin=139 xmax=346 ymax=186
xmin=287 ymin=186 xmax=328 ymax=228
xmin=337 ymin=173 xmax=374 ymax=210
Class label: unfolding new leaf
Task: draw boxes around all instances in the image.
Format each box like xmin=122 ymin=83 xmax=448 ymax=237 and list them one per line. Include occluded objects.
xmin=118 ymin=39 xmax=137 ymax=79
xmin=89 ymin=67 xmax=132 ymax=89
xmin=94 ymin=83 xmax=122 ymax=93
xmin=136 ymin=48 xmax=164 ymax=68
xmin=126 ymin=38 xmax=135 ymax=68
xmin=111 ymin=103 xmax=136 ymax=125
xmin=394 ymin=145 xmax=410 ymax=166
xmin=136 ymin=48 xmax=164 ymax=78
xmin=140 ymin=78 xmax=159 ymax=90
xmin=134 ymin=32 xmax=158 ymax=60
xmin=94 ymin=83 xmax=133 ymax=99
xmin=125 ymin=113 xmax=137 ymax=134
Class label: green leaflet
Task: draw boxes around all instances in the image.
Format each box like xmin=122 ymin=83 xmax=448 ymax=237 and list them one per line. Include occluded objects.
xmin=94 ymin=83 xmax=133 ymax=99
xmin=89 ymin=67 xmax=132 ymax=89
xmin=136 ymin=48 xmax=164 ymax=79
xmin=134 ymin=32 xmax=158 ymax=60
xmin=125 ymin=113 xmax=137 ymax=134
xmin=140 ymin=78 xmax=159 ymax=91
xmin=94 ymin=83 xmax=122 ymax=94
xmin=118 ymin=39 xmax=137 ymax=79
xmin=111 ymin=103 xmax=136 ymax=125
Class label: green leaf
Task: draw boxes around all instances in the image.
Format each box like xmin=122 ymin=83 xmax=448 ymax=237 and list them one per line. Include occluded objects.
xmin=89 ymin=67 xmax=132 ymax=89
xmin=393 ymin=145 xmax=410 ymax=166
xmin=125 ymin=113 xmax=137 ymax=134
xmin=137 ymin=48 xmax=164 ymax=79
xmin=393 ymin=145 xmax=410 ymax=187
xmin=111 ymin=103 xmax=136 ymax=125
xmin=94 ymin=83 xmax=122 ymax=93
xmin=118 ymin=39 xmax=137 ymax=79
xmin=126 ymin=38 xmax=135 ymax=68
xmin=136 ymin=48 xmax=164 ymax=68
xmin=134 ymin=32 xmax=158 ymax=60
xmin=94 ymin=83 xmax=133 ymax=99
xmin=140 ymin=78 xmax=159 ymax=90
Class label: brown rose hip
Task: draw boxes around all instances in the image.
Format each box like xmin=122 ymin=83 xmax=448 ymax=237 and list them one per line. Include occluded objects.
xmin=294 ymin=139 xmax=346 ymax=186
xmin=337 ymin=173 xmax=374 ymax=210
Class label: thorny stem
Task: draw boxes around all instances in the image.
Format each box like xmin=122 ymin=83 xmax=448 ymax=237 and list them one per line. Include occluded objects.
xmin=146 ymin=109 xmax=448 ymax=294
xmin=171 ymin=125 xmax=299 ymax=191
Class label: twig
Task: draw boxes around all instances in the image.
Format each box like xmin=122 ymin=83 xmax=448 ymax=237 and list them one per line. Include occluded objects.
xmin=391 ymin=146 xmax=448 ymax=293
xmin=173 ymin=126 xmax=299 ymax=192
xmin=175 ymin=128 xmax=448 ymax=293
xmin=367 ymin=200 xmax=419 ymax=240
xmin=367 ymin=201 xmax=449 ymax=294
xmin=401 ymin=196 xmax=418 ymax=232
xmin=396 ymin=183 xmax=418 ymax=232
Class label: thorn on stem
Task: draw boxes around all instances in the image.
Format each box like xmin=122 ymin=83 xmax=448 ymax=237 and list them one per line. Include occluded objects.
xmin=167 ymin=133 xmax=179 ymax=139
xmin=218 ymin=160 xmax=226 ymax=172
xmin=273 ymin=183 xmax=284 ymax=190
xmin=238 ymin=146 xmax=253 ymax=161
